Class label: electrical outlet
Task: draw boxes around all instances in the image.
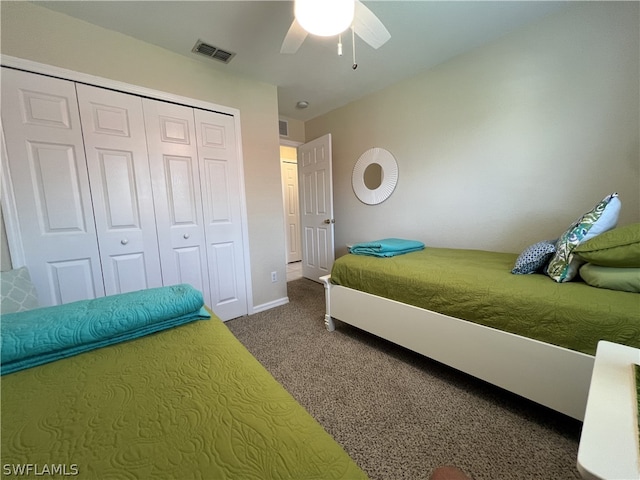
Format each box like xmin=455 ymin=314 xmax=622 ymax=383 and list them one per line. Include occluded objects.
xmin=271 ymin=271 xmax=277 ymax=282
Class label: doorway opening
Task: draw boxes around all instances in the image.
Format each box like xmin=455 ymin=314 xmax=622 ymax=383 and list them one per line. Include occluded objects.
xmin=280 ymin=144 xmax=302 ymax=282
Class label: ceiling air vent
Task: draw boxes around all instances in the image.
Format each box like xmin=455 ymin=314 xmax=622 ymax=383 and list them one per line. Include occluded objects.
xmin=192 ymin=40 xmax=236 ymax=64
xmin=279 ymin=120 xmax=289 ymax=137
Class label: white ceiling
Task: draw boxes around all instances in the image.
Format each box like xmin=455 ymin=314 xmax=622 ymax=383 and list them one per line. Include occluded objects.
xmin=36 ymin=1 xmax=569 ymax=121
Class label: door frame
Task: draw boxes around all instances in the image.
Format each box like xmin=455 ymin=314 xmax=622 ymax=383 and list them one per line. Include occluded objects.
xmin=0 ymin=54 xmax=253 ymax=313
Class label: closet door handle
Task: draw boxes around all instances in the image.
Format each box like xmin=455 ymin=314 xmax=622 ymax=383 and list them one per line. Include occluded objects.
xmin=120 ymin=239 xmax=129 ymax=245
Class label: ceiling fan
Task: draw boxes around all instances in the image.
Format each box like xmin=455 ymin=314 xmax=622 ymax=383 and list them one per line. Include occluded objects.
xmin=280 ymin=0 xmax=391 ymax=56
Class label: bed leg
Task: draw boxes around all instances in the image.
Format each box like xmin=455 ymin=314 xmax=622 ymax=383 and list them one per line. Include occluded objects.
xmin=325 ymin=314 xmax=336 ymax=332
xmin=320 ymin=275 xmax=335 ymax=332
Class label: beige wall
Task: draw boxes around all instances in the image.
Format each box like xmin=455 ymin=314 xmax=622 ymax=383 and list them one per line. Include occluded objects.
xmin=307 ymin=2 xmax=640 ymax=257
xmin=0 ymin=2 xmax=287 ymax=307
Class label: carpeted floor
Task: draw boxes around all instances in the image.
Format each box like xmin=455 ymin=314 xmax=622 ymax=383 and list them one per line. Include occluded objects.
xmin=226 ymin=278 xmax=583 ymax=480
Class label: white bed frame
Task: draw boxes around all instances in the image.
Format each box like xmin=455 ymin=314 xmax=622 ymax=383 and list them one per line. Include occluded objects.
xmin=321 ymin=275 xmax=595 ymax=421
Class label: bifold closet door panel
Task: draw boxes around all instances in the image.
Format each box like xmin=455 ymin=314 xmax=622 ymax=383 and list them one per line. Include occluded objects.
xmin=1 ymin=68 xmax=105 ymax=306
xmin=195 ymin=109 xmax=247 ymax=320
xmin=75 ymin=84 xmax=162 ymax=295
xmin=142 ymin=99 xmax=212 ymax=306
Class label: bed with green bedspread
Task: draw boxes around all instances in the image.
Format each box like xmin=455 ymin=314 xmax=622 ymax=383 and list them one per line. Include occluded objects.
xmin=330 ymin=248 xmax=639 ymax=356
xmin=1 ymin=309 xmax=366 ymax=479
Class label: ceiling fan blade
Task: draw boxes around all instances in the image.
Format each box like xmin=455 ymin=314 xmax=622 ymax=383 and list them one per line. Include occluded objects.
xmin=280 ymin=19 xmax=308 ymax=54
xmin=353 ymin=1 xmax=391 ymax=50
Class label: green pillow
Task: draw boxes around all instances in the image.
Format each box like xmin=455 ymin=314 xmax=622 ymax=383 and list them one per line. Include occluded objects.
xmin=579 ymin=263 xmax=640 ymax=293
xmin=574 ymin=223 xmax=640 ymax=267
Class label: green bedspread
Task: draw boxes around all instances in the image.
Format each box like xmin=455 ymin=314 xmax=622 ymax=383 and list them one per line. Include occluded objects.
xmin=1 ymin=314 xmax=367 ymax=479
xmin=330 ymin=248 xmax=640 ymax=356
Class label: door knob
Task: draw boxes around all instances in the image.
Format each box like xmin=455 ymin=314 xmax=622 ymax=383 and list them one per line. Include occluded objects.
xmin=323 ymin=219 xmax=335 ymax=224
xmin=183 ymin=233 xmax=190 ymax=239
xmin=121 ymin=239 xmax=129 ymax=245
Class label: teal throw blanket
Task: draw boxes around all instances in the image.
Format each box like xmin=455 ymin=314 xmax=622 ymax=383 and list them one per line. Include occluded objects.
xmin=350 ymin=238 xmax=425 ymax=257
xmin=1 ymin=284 xmax=210 ymax=375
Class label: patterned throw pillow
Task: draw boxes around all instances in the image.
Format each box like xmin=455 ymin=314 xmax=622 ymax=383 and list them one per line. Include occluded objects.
xmin=1 ymin=267 xmax=39 ymax=314
xmin=547 ymin=193 xmax=622 ymax=283
xmin=512 ymin=240 xmax=556 ymax=274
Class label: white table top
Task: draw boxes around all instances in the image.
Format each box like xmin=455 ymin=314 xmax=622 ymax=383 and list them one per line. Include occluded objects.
xmin=577 ymin=341 xmax=640 ymax=480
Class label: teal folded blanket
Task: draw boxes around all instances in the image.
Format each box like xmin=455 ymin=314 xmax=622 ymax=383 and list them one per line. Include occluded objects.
xmin=1 ymin=284 xmax=210 ymax=375
xmin=350 ymin=238 xmax=425 ymax=257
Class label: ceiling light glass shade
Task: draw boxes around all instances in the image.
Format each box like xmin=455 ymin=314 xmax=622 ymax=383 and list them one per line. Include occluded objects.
xmin=295 ymin=0 xmax=355 ymax=37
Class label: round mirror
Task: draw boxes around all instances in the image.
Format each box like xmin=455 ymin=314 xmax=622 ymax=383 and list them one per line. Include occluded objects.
xmin=352 ymin=148 xmax=398 ymax=205
xmin=363 ymin=163 xmax=383 ymax=190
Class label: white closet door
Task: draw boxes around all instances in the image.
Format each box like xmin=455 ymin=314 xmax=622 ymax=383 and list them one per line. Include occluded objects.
xmin=1 ymin=68 xmax=105 ymax=305
xmin=195 ymin=110 xmax=247 ymax=320
xmin=142 ymin=99 xmax=211 ymax=306
xmin=76 ymin=84 xmax=162 ymax=295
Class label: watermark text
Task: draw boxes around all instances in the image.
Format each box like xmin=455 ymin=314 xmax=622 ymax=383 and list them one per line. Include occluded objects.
xmin=3 ymin=464 xmax=79 ymax=476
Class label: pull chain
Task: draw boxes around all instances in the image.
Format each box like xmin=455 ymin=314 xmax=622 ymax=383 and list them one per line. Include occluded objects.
xmin=351 ymin=27 xmax=358 ymax=70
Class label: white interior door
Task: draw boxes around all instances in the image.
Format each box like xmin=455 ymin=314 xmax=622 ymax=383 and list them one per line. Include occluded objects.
xmin=281 ymin=160 xmax=301 ymax=263
xmin=298 ymin=134 xmax=335 ymax=282
xmin=194 ymin=109 xmax=247 ymax=320
xmin=1 ymin=68 xmax=105 ymax=305
xmin=76 ymin=84 xmax=163 ymax=295
xmin=142 ymin=98 xmax=212 ymax=306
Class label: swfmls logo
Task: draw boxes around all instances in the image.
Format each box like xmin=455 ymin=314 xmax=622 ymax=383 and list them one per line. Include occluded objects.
xmin=3 ymin=464 xmax=79 ymax=476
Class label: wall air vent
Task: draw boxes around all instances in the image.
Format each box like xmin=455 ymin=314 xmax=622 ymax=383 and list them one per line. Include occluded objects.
xmin=192 ymin=40 xmax=236 ymax=64
xmin=279 ymin=120 xmax=289 ymax=137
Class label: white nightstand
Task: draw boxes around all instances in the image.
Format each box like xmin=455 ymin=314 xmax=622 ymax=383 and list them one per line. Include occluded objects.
xmin=577 ymin=341 xmax=640 ymax=480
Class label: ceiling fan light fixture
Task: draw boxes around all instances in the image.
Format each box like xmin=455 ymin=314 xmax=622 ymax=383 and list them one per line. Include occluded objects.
xmin=295 ymin=0 xmax=355 ymax=37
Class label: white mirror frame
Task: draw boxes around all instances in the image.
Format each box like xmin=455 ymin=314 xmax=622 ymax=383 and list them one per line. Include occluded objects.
xmin=352 ymin=147 xmax=398 ymax=205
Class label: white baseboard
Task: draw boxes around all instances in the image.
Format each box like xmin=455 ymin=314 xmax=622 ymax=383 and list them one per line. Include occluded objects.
xmin=251 ymin=296 xmax=289 ymax=314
